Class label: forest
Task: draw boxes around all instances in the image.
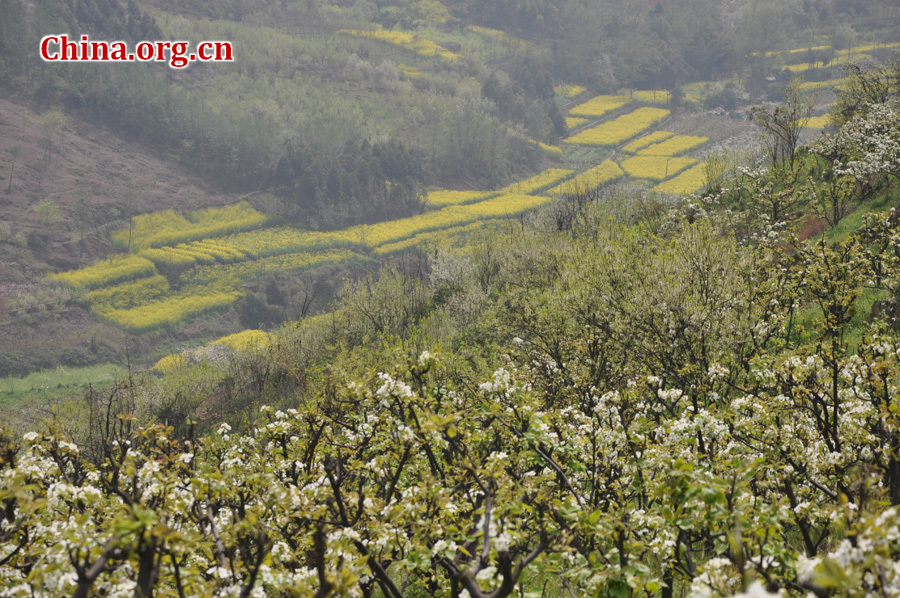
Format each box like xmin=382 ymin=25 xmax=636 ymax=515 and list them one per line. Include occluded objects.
xmin=2 ymin=0 xmax=900 ymax=596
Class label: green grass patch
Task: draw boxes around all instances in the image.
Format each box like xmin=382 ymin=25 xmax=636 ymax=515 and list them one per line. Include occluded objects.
xmin=823 ymin=192 xmax=895 ymax=244
xmin=0 ymin=363 xmax=126 ymax=413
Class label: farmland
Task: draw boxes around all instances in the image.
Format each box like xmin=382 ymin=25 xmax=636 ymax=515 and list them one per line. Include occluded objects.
xmin=620 ymin=156 xmax=697 ymax=182
xmin=568 ymin=95 xmax=632 ymax=119
xmin=653 ymin=163 xmax=708 ymax=195
xmin=424 ymin=190 xmax=496 ymax=207
xmin=565 ymin=107 xmax=670 ymax=146
xmin=622 ymin=131 xmax=675 ymax=154
xmin=499 ymin=168 xmax=574 ymax=195
xmin=546 ymin=161 xmax=624 ymax=195
xmin=635 ymin=134 xmax=708 ymax=156
xmin=555 ymin=84 xmax=587 ymax=98
xmin=111 ymin=202 xmax=267 ymax=251
xmin=49 ymin=255 xmax=157 ymax=289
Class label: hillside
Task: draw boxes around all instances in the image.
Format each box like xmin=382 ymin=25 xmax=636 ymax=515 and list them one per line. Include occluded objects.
xmin=0 ymin=96 xmax=243 ymax=277
xmin=0 ymin=95 xmax=251 ymax=384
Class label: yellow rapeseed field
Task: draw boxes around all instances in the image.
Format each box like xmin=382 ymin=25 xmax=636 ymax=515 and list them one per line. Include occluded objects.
xmin=87 ymin=275 xmax=169 ymax=311
xmin=112 ymin=202 xmax=267 ymax=251
xmin=398 ymin=64 xmax=422 ymax=79
xmin=620 ymin=156 xmax=697 ymax=182
xmin=636 ymin=134 xmax=709 ymax=156
xmin=50 ymin=254 xmax=157 ymax=289
xmin=138 ymin=247 xmax=197 ymax=268
xmin=653 ymin=163 xmax=708 ymax=195
xmin=785 ymin=54 xmax=873 ymax=73
xmin=153 ymin=329 xmax=271 ymax=372
xmin=569 ymin=95 xmax=632 ymax=118
xmin=374 ymin=220 xmax=500 ymax=255
xmin=500 ymin=168 xmax=574 ymax=195
xmin=565 ymin=108 xmax=670 ymax=147
xmin=798 ymin=78 xmax=849 ymax=92
xmin=805 ymin=115 xmax=831 ymax=129
xmin=151 ymin=353 xmax=185 ymax=373
xmin=424 ymin=190 xmax=496 ymax=207
xmin=178 ymin=250 xmax=358 ymax=288
xmin=459 ymin=193 xmax=551 ymax=217
xmin=622 ymin=131 xmax=675 ymax=154
xmin=632 ymin=90 xmax=670 ymax=105
xmin=566 ymin=116 xmax=589 ymax=130
xmin=96 ymin=290 xmax=242 ymax=333
xmin=213 ymin=329 xmax=272 ymax=351
xmin=545 ymin=161 xmax=624 ymax=195
xmin=185 ymin=227 xmax=349 ymax=260
xmin=337 ymin=210 xmax=473 ymax=247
